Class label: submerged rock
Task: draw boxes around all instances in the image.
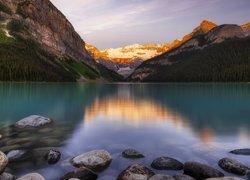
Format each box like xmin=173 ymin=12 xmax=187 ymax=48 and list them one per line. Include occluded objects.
xmin=45 ymin=149 xmax=61 ymax=164
xmin=60 ymin=168 xmax=98 ymax=180
xmin=117 ymin=164 xmax=155 ymax=180
xmin=16 ymin=173 xmax=45 ymax=180
xmin=7 ymin=150 xmax=28 ymax=162
xmin=174 ymin=174 xmax=195 ymax=180
xmin=218 ymin=158 xmax=250 ymax=175
xmin=0 ymin=172 xmax=16 ymax=180
xmin=72 ymin=150 xmax=112 ymax=172
xmin=122 ymin=149 xmax=144 ymax=159
xmin=148 ymin=174 xmax=175 ymax=180
xmin=230 ymin=149 xmax=250 ymax=155
xmin=15 ymin=115 xmax=52 ymax=128
xmin=206 ymin=177 xmax=244 ymax=180
xmin=151 ymin=157 xmax=183 ymax=170
xmin=0 ymin=151 xmax=8 ymax=174
xmin=184 ymin=161 xmax=224 ymax=179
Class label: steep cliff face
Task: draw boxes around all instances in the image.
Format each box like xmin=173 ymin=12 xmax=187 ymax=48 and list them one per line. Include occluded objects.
xmin=0 ymin=0 xmax=92 ymax=62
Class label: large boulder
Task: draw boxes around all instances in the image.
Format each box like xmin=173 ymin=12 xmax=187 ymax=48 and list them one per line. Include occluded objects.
xmin=16 ymin=173 xmax=45 ymax=180
xmin=218 ymin=158 xmax=250 ymax=175
xmin=0 ymin=151 xmax=8 ymax=174
xmin=60 ymin=168 xmax=98 ymax=180
xmin=71 ymin=150 xmax=112 ymax=172
xmin=151 ymin=157 xmax=183 ymax=170
xmin=117 ymin=164 xmax=155 ymax=180
xmin=122 ymin=149 xmax=144 ymax=159
xmin=184 ymin=161 xmax=224 ymax=179
xmin=230 ymin=149 xmax=250 ymax=155
xmin=15 ymin=115 xmax=53 ymax=128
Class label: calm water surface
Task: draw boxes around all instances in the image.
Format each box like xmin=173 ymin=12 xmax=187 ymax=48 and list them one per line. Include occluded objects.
xmin=0 ymin=83 xmax=250 ymax=179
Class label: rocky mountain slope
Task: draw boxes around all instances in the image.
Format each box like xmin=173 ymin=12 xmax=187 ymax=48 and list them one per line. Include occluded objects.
xmin=129 ymin=21 xmax=250 ymax=82
xmin=0 ymin=0 xmax=121 ymax=81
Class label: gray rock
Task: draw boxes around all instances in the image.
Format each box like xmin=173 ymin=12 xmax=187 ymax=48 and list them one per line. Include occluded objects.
xmin=45 ymin=149 xmax=61 ymax=164
xmin=0 ymin=172 xmax=16 ymax=180
xmin=7 ymin=150 xmax=28 ymax=162
xmin=174 ymin=174 xmax=196 ymax=180
xmin=60 ymin=168 xmax=98 ymax=180
xmin=72 ymin=150 xmax=112 ymax=172
xmin=230 ymin=149 xmax=250 ymax=155
xmin=16 ymin=173 xmax=45 ymax=180
xmin=206 ymin=177 xmax=244 ymax=180
xmin=0 ymin=151 xmax=8 ymax=174
xmin=117 ymin=164 xmax=155 ymax=180
xmin=15 ymin=115 xmax=52 ymax=128
xmin=122 ymin=149 xmax=144 ymax=159
xmin=218 ymin=158 xmax=249 ymax=175
xmin=151 ymin=157 xmax=183 ymax=170
xmin=149 ymin=174 xmax=175 ymax=180
xmin=184 ymin=161 xmax=224 ymax=179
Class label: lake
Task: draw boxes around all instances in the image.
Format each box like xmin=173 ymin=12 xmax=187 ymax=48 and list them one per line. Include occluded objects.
xmin=0 ymin=83 xmax=250 ymax=179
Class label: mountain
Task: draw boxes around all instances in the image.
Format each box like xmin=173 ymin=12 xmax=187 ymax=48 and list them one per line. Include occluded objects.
xmin=0 ymin=0 xmax=122 ymax=82
xmin=129 ymin=21 xmax=250 ymax=82
xmin=241 ymin=22 xmax=250 ymax=36
xmin=86 ymin=43 xmax=170 ymax=77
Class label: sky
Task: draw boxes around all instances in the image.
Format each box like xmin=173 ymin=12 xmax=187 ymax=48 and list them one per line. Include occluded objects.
xmin=50 ymin=0 xmax=250 ymax=49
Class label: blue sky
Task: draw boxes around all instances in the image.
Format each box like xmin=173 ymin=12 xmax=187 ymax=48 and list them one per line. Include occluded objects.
xmin=51 ymin=0 xmax=250 ymax=49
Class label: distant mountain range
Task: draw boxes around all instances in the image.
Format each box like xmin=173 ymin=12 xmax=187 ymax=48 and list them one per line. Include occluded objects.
xmin=0 ymin=0 xmax=249 ymax=82
xmin=87 ymin=20 xmax=250 ymax=79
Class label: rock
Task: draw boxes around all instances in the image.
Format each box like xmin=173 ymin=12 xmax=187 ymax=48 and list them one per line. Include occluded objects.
xmin=148 ymin=174 xmax=175 ymax=180
xmin=0 ymin=151 xmax=8 ymax=174
xmin=230 ymin=149 xmax=250 ymax=155
xmin=60 ymin=168 xmax=98 ymax=180
xmin=117 ymin=164 xmax=155 ymax=180
xmin=0 ymin=145 xmax=21 ymax=153
xmin=0 ymin=172 xmax=16 ymax=180
xmin=206 ymin=177 xmax=244 ymax=180
xmin=218 ymin=158 xmax=249 ymax=175
xmin=122 ymin=149 xmax=144 ymax=159
xmin=44 ymin=149 xmax=61 ymax=164
xmin=72 ymin=150 xmax=112 ymax=172
xmin=15 ymin=115 xmax=52 ymax=128
xmin=7 ymin=150 xmax=28 ymax=162
xmin=16 ymin=173 xmax=45 ymax=180
xmin=151 ymin=157 xmax=183 ymax=170
xmin=184 ymin=161 xmax=224 ymax=179
xmin=174 ymin=174 xmax=196 ymax=180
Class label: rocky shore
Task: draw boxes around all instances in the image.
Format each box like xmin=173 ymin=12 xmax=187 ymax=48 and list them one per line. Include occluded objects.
xmin=0 ymin=115 xmax=250 ymax=180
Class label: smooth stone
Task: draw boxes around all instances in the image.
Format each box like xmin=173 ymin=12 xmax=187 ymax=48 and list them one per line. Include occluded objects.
xmin=45 ymin=149 xmax=61 ymax=164
xmin=230 ymin=149 xmax=250 ymax=155
xmin=60 ymin=168 xmax=98 ymax=180
xmin=0 ymin=172 xmax=16 ymax=180
xmin=7 ymin=150 xmax=27 ymax=162
xmin=174 ymin=174 xmax=196 ymax=180
xmin=149 ymin=174 xmax=175 ymax=180
xmin=218 ymin=158 xmax=250 ymax=175
xmin=0 ymin=151 xmax=8 ymax=174
xmin=151 ymin=157 xmax=183 ymax=170
xmin=16 ymin=173 xmax=45 ymax=180
xmin=117 ymin=164 xmax=155 ymax=180
xmin=15 ymin=115 xmax=52 ymax=128
xmin=184 ymin=161 xmax=224 ymax=179
xmin=72 ymin=150 xmax=112 ymax=172
xmin=122 ymin=149 xmax=144 ymax=159
xmin=206 ymin=177 xmax=244 ymax=180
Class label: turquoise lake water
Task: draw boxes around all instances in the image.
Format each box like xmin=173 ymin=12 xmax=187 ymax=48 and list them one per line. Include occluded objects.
xmin=0 ymin=83 xmax=250 ymax=179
